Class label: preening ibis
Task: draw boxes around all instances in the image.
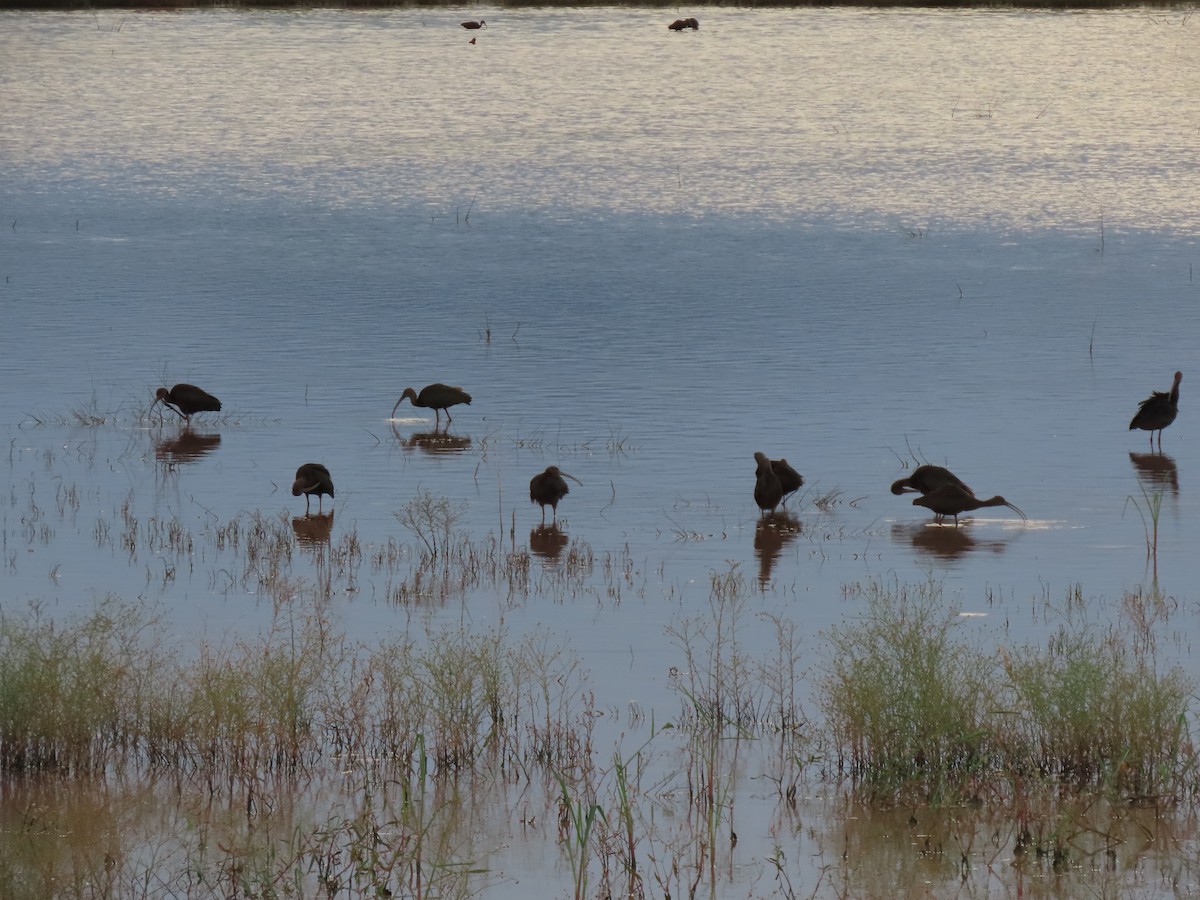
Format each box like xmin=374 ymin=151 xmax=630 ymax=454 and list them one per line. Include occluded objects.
xmin=771 ymin=458 xmax=804 ymax=505
xmin=1129 ymin=370 xmax=1182 ymax=448
xmin=530 ymin=465 xmax=581 ymax=524
xmin=391 ymin=383 xmax=472 ymax=427
xmin=753 ymin=452 xmax=783 ymax=515
xmin=461 ymin=19 xmax=485 ymax=29
xmin=292 ymin=463 xmax=334 ymax=514
xmin=912 ymin=484 xmax=1025 ymax=527
xmin=890 ymin=465 xmax=973 ymax=497
xmin=153 ymin=383 xmax=221 ymax=423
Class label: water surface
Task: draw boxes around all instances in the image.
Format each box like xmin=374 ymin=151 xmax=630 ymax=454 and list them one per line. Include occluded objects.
xmin=3 ymin=6 xmax=1200 ymax=896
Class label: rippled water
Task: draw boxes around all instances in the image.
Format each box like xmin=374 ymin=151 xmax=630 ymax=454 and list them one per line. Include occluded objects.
xmin=3 ymin=6 xmax=1200 ymax=896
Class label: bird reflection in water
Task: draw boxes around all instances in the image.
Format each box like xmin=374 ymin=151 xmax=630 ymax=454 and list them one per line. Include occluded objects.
xmin=890 ymin=522 xmax=1009 ymax=560
xmin=754 ymin=511 xmax=800 ymax=587
xmin=292 ymin=512 xmax=334 ymax=549
xmin=155 ymin=429 xmax=221 ymax=465
xmin=530 ymin=524 xmax=569 ymax=562
xmin=1129 ymin=451 xmax=1179 ymax=496
xmin=392 ymin=424 xmax=472 ymax=455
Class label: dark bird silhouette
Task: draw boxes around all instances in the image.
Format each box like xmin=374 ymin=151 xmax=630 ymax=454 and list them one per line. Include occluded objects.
xmin=292 ymin=463 xmax=334 ymax=514
xmin=771 ymin=458 xmax=804 ymax=505
xmin=391 ymin=383 xmax=472 ymax=427
xmin=530 ymin=465 xmax=581 ymax=525
xmin=912 ymin=484 xmax=1025 ymax=527
xmin=668 ymin=17 xmax=699 ymax=30
xmin=753 ymin=452 xmax=784 ymax=515
xmin=461 ymin=19 xmax=485 ymax=29
xmin=1129 ymin=370 xmax=1182 ymax=448
xmin=468 ymin=37 xmax=476 ymax=44
xmin=890 ymin=465 xmax=973 ymax=497
xmin=153 ymin=383 xmax=221 ymax=423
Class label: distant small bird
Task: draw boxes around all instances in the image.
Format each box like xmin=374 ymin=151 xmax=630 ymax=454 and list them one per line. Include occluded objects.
xmin=890 ymin=465 xmax=973 ymax=497
xmin=1129 ymin=370 xmax=1182 ymax=449
xmin=461 ymin=19 xmax=485 ymax=29
xmin=153 ymin=383 xmax=222 ymax=423
xmin=753 ymin=452 xmax=783 ymax=515
xmin=391 ymin=383 xmax=472 ymax=427
xmin=292 ymin=463 xmax=334 ymax=514
xmin=771 ymin=458 xmax=804 ymax=505
xmin=668 ymin=17 xmax=699 ymax=30
xmin=530 ymin=465 xmax=581 ymax=525
xmin=913 ymin=484 xmax=1025 ymax=527
xmin=469 ymin=37 xmax=476 ymax=44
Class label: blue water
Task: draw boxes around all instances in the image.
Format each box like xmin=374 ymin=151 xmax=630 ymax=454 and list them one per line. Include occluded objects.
xmin=3 ymin=7 xmax=1200 ymax=895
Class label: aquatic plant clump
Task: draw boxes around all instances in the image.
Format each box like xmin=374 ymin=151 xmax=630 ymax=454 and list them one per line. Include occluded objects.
xmin=817 ymin=578 xmax=1199 ymax=804
xmin=0 ymin=599 xmax=591 ymax=782
xmin=819 ymin=578 xmax=996 ymax=800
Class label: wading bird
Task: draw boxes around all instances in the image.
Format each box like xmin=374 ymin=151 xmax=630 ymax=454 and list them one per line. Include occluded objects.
xmin=771 ymin=458 xmax=804 ymax=505
xmin=668 ymin=17 xmax=699 ymax=30
xmin=153 ymin=383 xmax=221 ymax=423
xmin=530 ymin=465 xmax=581 ymax=525
xmin=912 ymin=484 xmax=1025 ymax=527
xmin=391 ymin=384 xmax=472 ymax=427
xmin=890 ymin=464 xmax=973 ymax=497
xmin=461 ymin=19 xmax=485 ymax=29
xmin=1129 ymin=370 xmax=1182 ymax=449
xmin=753 ymin=452 xmax=784 ymax=515
xmin=292 ymin=463 xmax=334 ymax=514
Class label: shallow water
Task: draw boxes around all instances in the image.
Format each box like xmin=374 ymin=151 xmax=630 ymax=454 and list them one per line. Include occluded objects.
xmin=3 ymin=6 xmax=1200 ymax=896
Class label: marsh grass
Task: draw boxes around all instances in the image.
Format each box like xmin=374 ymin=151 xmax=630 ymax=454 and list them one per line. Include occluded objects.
xmin=819 ymin=577 xmax=1199 ymax=805
xmin=375 ymin=513 xmax=597 ymax=608
xmin=668 ymin=566 xmax=764 ymax=731
xmin=0 ymin=592 xmax=591 ymax=783
xmin=0 ymin=599 xmax=170 ymax=774
xmin=397 ymin=489 xmax=463 ymax=557
xmin=1002 ymin=621 xmax=1195 ymax=798
xmin=3 ymin=573 xmax=1200 ymax=897
xmin=820 ymin=577 xmax=993 ymax=801
xmin=1126 ymin=484 xmax=1165 ymax=577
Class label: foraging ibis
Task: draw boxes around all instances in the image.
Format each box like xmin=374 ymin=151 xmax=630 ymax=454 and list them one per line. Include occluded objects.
xmin=391 ymin=383 xmax=472 ymax=427
xmin=153 ymin=383 xmax=221 ymax=423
